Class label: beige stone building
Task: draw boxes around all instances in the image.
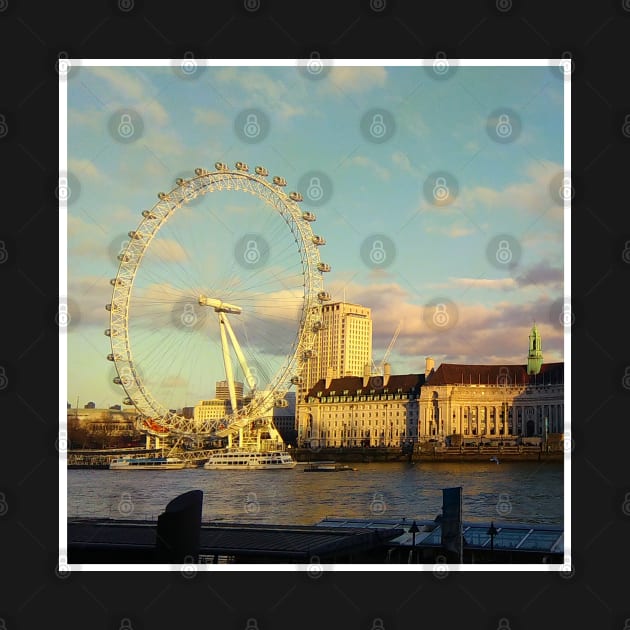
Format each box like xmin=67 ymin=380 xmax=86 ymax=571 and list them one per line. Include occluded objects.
xmin=298 ymin=325 xmax=564 ymax=447
xmin=419 ymin=325 xmax=563 ymax=443
xmin=298 ymin=364 xmax=424 ymax=447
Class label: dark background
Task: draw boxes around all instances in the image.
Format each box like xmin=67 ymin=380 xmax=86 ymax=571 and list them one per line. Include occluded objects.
xmin=1 ymin=0 xmax=628 ymax=629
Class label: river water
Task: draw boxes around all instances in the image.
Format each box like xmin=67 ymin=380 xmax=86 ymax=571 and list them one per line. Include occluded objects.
xmin=66 ymin=460 xmax=564 ymax=527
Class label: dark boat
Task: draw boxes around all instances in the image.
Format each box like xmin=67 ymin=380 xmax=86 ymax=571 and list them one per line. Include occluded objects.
xmin=303 ymin=461 xmax=357 ymax=472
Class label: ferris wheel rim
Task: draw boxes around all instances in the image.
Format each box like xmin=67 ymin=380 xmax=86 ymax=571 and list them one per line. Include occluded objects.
xmin=106 ymin=164 xmax=328 ymax=436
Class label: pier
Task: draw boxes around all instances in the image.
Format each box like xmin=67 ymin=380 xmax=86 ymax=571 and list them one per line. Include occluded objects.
xmin=66 ymin=488 xmax=563 ymax=565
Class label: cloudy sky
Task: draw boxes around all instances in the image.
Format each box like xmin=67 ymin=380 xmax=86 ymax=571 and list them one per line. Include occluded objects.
xmin=63 ymin=60 xmax=567 ymax=409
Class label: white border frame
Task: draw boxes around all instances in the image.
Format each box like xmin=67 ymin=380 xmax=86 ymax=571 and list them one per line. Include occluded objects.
xmin=60 ymin=58 xmax=570 ymax=573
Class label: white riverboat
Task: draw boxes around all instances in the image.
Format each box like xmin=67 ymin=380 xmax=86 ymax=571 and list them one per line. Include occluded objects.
xmin=203 ymin=449 xmax=297 ymax=470
xmin=109 ymin=456 xmax=186 ymax=470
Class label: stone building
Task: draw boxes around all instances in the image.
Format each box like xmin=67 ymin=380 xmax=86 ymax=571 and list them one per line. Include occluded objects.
xmin=298 ymin=363 xmax=424 ymax=447
xmin=298 ymin=325 xmax=564 ymax=447
xmin=419 ymin=325 xmax=564 ymax=443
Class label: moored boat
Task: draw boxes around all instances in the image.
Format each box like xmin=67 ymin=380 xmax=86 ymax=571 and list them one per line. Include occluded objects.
xmin=303 ymin=461 xmax=357 ymax=472
xmin=109 ymin=456 xmax=186 ymax=470
xmin=203 ymin=449 xmax=296 ymax=470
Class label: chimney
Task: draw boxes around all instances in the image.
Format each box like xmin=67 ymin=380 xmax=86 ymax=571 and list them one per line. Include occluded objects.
xmin=325 ymin=366 xmax=334 ymax=389
xmin=383 ymin=362 xmax=391 ymax=387
xmin=363 ymin=363 xmax=371 ymax=388
xmin=425 ymin=357 xmax=435 ymax=379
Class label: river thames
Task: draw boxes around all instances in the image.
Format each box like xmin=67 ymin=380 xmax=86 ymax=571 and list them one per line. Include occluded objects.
xmin=66 ymin=460 xmax=564 ymax=526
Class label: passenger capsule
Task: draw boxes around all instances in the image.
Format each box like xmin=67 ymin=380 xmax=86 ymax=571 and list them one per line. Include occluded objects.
xmin=157 ymin=192 xmax=168 ymax=200
xmin=289 ymin=191 xmax=303 ymax=202
xmin=317 ymin=262 xmax=331 ymax=272
xmin=105 ymin=303 xmax=112 ymax=311
xmin=273 ymin=176 xmax=287 ymax=186
xmin=215 ymin=162 xmax=229 ymax=172
xmin=123 ymin=397 xmax=134 ymax=406
xmin=175 ymin=177 xmax=185 ymax=185
xmin=142 ymin=210 xmax=157 ymax=218
xmin=312 ymin=320 xmax=323 ymax=331
xmin=107 ymin=353 xmax=116 ymax=361
xmin=290 ymin=376 xmax=302 ymax=385
xmin=255 ymin=166 xmax=268 ymax=176
xmin=128 ymin=231 xmax=142 ymax=239
xmin=104 ymin=329 xmax=111 ymax=337
xmin=235 ymin=161 xmax=249 ymax=171
xmin=113 ymin=376 xmax=122 ymax=384
xmin=317 ymin=291 xmax=331 ymax=301
xmin=302 ymin=211 xmax=316 ymax=221
xmin=311 ymin=235 xmax=325 ymax=245
xmin=117 ymin=253 xmax=131 ymax=262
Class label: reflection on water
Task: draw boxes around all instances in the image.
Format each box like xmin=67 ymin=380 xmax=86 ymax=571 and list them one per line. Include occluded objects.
xmin=67 ymin=461 xmax=564 ymax=526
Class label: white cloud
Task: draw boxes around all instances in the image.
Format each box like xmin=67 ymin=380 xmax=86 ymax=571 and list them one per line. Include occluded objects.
xmin=90 ymin=67 xmax=154 ymax=103
xmin=323 ymin=278 xmax=563 ymax=370
xmin=69 ymin=158 xmax=106 ymax=182
xmin=192 ymin=109 xmax=228 ymax=126
xmin=148 ymin=238 xmax=188 ymax=263
xmin=450 ymin=277 xmax=517 ymax=290
xmin=326 ymin=66 xmax=387 ymax=93
xmin=214 ymin=67 xmax=306 ymax=120
xmin=347 ymin=155 xmax=390 ymax=180
xmin=391 ymin=151 xmax=418 ymax=177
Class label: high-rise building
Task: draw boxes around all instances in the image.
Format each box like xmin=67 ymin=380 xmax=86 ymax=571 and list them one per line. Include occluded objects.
xmin=311 ymin=302 xmax=372 ymax=388
xmin=297 ymin=301 xmax=372 ymax=437
xmin=215 ymin=380 xmax=244 ymax=401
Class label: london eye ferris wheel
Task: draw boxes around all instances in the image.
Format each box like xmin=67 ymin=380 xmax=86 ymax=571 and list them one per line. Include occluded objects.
xmin=105 ymin=162 xmax=331 ymax=439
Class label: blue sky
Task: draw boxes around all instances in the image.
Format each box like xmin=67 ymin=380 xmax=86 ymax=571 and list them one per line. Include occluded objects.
xmin=64 ymin=61 xmax=566 ymax=409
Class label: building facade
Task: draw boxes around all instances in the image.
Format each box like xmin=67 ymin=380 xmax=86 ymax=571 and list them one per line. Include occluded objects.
xmin=298 ymin=365 xmax=424 ymax=447
xmin=420 ymin=360 xmax=564 ymax=443
xmin=306 ymin=302 xmax=372 ymax=390
xmin=298 ymin=326 xmax=564 ymax=447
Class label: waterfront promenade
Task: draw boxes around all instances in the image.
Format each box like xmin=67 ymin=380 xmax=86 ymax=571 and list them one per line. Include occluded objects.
xmin=292 ymin=444 xmax=562 ymax=463
xmin=67 ymin=443 xmax=563 ymax=468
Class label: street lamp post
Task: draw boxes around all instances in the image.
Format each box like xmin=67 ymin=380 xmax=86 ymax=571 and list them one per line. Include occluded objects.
xmin=409 ymin=520 xmax=419 ymax=562
xmin=487 ymin=521 xmax=498 ymax=562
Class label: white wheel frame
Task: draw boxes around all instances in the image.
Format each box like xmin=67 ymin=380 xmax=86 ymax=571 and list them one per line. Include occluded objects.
xmin=106 ymin=164 xmax=329 ymax=437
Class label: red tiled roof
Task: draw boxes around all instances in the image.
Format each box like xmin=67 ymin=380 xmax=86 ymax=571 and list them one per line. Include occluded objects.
xmin=426 ymin=362 xmax=564 ymax=387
